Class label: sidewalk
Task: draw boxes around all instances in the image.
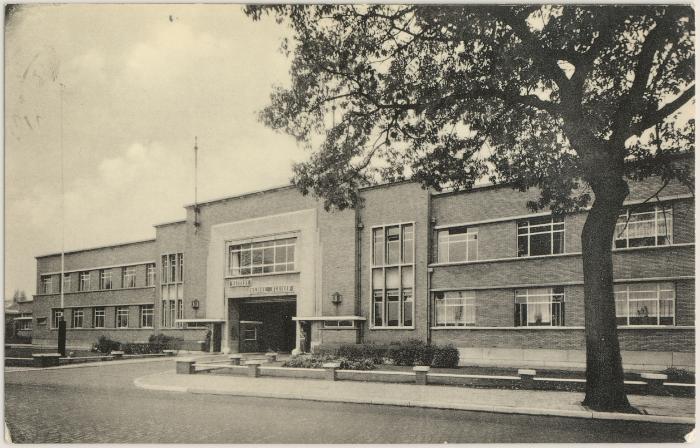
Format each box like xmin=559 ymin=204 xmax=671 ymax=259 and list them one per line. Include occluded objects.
xmin=134 ymin=369 xmax=695 ymax=424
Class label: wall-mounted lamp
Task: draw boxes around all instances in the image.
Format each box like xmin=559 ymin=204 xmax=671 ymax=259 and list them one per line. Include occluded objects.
xmin=331 ymin=292 xmax=342 ymax=305
xmin=191 ymin=299 xmax=200 ymax=310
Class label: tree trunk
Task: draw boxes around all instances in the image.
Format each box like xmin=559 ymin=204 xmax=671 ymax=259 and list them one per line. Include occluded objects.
xmin=581 ymin=175 xmax=633 ymax=412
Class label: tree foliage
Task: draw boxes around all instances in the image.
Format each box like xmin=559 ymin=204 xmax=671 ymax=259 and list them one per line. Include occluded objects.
xmin=246 ymin=5 xmax=694 ymax=210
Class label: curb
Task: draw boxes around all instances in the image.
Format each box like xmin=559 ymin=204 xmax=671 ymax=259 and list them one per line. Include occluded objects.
xmin=4 ymin=356 xmax=179 ymax=373
xmin=132 ymin=375 xmax=695 ymax=425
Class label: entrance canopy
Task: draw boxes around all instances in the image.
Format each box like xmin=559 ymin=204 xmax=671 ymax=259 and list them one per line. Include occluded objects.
xmin=175 ymin=318 xmax=226 ymax=324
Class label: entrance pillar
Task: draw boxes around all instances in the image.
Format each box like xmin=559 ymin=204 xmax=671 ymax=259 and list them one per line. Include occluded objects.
xmin=295 ymin=320 xmax=301 ymax=353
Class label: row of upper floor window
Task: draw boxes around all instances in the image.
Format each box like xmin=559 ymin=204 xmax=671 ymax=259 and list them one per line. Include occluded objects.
xmin=37 ymin=201 xmax=686 ymax=289
xmin=40 ymin=264 xmax=157 ymax=294
xmin=435 ymin=203 xmax=678 ymax=264
xmin=39 ymin=252 xmax=185 ymax=294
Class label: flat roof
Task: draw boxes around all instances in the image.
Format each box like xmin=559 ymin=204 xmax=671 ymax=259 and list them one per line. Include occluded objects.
xmin=153 ymin=219 xmax=187 ymax=228
xmin=36 ymin=238 xmax=156 ymax=259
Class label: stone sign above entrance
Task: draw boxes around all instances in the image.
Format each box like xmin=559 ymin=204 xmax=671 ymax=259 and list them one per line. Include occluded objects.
xmin=249 ymin=285 xmax=295 ymax=295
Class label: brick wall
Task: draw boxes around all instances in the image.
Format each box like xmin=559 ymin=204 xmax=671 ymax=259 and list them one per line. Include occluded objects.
xmin=358 ymin=182 xmax=430 ymax=344
xmin=431 ymin=328 xmax=694 ymax=352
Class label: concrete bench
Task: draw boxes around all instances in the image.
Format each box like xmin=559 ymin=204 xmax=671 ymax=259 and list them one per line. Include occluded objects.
xmin=32 ymin=353 xmax=61 ymax=368
xmin=518 ymin=369 xmax=537 ymax=382
xmin=229 ymin=354 xmax=243 ymax=366
xmin=162 ymin=349 xmax=177 ymax=356
xmin=641 ymin=372 xmax=668 ymax=388
xmin=322 ymin=362 xmax=342 ymax=381
xmin=176 ymin=358 xmax=196 ymax=374
xmin=413 ymin=365 xmax=430 ymax=385
xmin=245 ymin=360 xmax=263 ymax=377
xmin=110 ymin=350 xmax=125 ymax=359
xmin=265 ymin=352 xmax=278 ymax=363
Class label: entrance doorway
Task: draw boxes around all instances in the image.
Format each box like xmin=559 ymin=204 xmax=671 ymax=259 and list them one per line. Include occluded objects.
xmin=238 ymin=298 xmax=296 ymax=353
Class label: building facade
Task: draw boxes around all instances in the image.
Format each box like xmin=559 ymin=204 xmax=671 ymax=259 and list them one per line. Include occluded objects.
xmin=31 ymin=162 xmax=695 ymax=371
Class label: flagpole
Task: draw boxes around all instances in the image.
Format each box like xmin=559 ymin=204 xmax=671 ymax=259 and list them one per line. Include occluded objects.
xmin=58 ymin=82 xmax=66 ymax=356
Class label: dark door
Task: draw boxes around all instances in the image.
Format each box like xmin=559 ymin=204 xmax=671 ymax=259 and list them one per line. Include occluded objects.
xmin=212 ymin=323 xmax=222 ymax=352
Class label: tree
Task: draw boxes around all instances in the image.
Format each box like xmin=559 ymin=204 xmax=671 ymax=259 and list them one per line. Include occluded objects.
xmin=11 ymin=289 xmax=26 ymax=304
xmin=245 ymin=5 xmax=694 ymax=411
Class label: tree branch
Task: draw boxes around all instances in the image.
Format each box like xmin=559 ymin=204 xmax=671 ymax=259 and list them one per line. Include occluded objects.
xmin=630 ymin=84 xmax=695 ymax=136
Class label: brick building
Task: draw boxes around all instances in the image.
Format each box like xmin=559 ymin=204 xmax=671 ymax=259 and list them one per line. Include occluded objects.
xmin=31 ymin=161 xmax=694 ymax=370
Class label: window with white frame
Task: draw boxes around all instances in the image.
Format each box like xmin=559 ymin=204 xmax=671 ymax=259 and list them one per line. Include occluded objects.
xmin=437 ymin=226 xmax=478 ymax=263
xmin=99 ymin=270 xmax=112 ymax=290
xmin=371 ymin=223 xmax=414 ymax=328
xmin=122 ymin=266 xmax=136 ymax=288
xmin=614 ymin=282 xmax=674 ymax=326
xmin=72 ymin=308 xmax=84 ymax=328
xmin=177 ymin=299 xmax=183 ymax=328
xmin=93 ymin=308 xmax=105 ymax=328
xmin=146 ymin=263 xmax=156 ymax=286
xmin=517 ymin=216 xmax=565 ymax=257
xmin=41 ymin=275 xmax=53 ymax=294
xmin=227 ymin=238 xmax=296 ymax=276
xmin=116 ymin=307 xmax=129 ymax=328
xmin=161 ymin=253 xmax=184 ymax=284
xmin=62 ymin=273 xmax=71 ymax=293
xmin=323 ymin=320 xmax=356 ymax=328
xmin=79 ymin=271 xmax=91 ymax=291
xmin=16 ymin=314 xmax=32 ymax=331
xmin=140 ymin=305 xmax=154 ymax=328
xmin=515 ymin=287 xmax=565 ymax=326
xmin=615 ymin=205 xmax=673 ymax=249
xmin=169 ymin=300 xmax=176 ymax=328
xmin=434 ymin=291 xmax=476 ymax=326
xmin=243 ymin=326 xmax=257 ymax=341
xmin=52 ymin=309 xmax=64 ymax=329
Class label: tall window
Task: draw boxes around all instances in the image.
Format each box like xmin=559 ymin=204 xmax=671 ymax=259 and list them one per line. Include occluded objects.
xmin=146 ymin=263 xmax=156 ymax=286
xmin=140 ymin=305 xmax=154 ymax=328
xmin=116 ymin=307 xmax=129 ymax=328
xmin=72 ymin=309 xmax=84 ymax=328
xmin=79 ymin=271 xmax=91 ymax=291
xmin=177 ymin=299 xmax=183 ymax=328
xmin=99 ymin=270 xmax=112 ymax=290
xmin=371 ymin=223 xmax=414 ymax=327
xmin=41 ymin=275 xmax=53 ymax=294
xmin=437 ymin=226 xmax=478 ymax=263
xmin=52 ymin=309 xmax=64 ymax=329
xmin=161 ymin=253 xmax=184 ymax=284
xmin=93 ymin=308 xmax=105 ymax=328
xmin=517 ymin=216 xmax=564 ymax=257
xmin=515 ymin=287 xmax=565 ymax=327
xmin=62 ymin=273 xmax=71 ymax=293
xmin=228 ymin=238 xmax=296 ymax=276
xmin=615 ymin=283 xmax=674 ymax=326
xmin=434 ymin=291 xmax=476 ymax=327
xmin=122 ymin=267 xmax=136 ymax=288
xmin=169 ymin=300 xmax=176 ymax=328
xmin=615 ymin=205 xmax=673 ymax=249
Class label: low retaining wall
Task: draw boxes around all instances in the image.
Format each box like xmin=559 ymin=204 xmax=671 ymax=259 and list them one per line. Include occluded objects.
xmin=183 ymin=361 xmax=694 ymax=397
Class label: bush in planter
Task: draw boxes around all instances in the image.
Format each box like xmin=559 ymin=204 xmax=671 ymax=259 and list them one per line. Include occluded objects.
xmin=431 ymin=344 xmax=460 ymax=368
xmin=95 ymin=336 xmax=121 ymax=354
xmin=388 ymin=339 xmax=429 ymax=366
xmin=147 ymin=334 xmax=183 ymax=352
xmin=283 ymin=354 xmax=335 ymax=368
xmin=339 ymin=358 xmax=376 ymax=371
xmin=336 ymin=344 xmax=387 ymax=363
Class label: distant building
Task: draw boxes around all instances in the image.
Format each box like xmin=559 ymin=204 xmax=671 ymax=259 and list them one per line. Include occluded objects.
xmin=31 ymin=156 xmax=694 ymax=371
xmin=5 ymin=299 xmax=33 ymax=343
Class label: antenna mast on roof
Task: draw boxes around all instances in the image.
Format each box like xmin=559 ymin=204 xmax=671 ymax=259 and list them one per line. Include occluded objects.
xmin=194 ymin=136 xmax=200 ymax=232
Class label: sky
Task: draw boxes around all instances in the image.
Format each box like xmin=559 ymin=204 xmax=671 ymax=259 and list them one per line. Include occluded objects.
xmin=5 ymin=4 xmax=307 ymax=299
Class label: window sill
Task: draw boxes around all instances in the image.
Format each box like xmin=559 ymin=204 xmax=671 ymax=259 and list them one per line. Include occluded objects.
xmin=370 ymin=326 xmax=415 ymax=330
xmin=225 ymin=271 xmax=300 ymax=279
xmin=430 ymin=326 xmax=584 ymax=330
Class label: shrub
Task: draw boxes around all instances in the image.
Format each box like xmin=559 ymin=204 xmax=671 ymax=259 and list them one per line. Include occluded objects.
xmin=148 ymin=334 xmax=183 ymax=352
xmin=282 ymin=354 xmax=335 ymax=368
xmin=336 ymin=344 xmax=387 ymax=363
xmin=388 ymin=339 xmax=429 ymax=366
xmin=95 ymin=336 xmax=121 ymax=354
xmin=431 ymin=344 xmax=460 ymax=368
xmin=339 ymin=358 xmax=376 ymax=370
xmin=123 ymin=342 xmax=161 ymax=355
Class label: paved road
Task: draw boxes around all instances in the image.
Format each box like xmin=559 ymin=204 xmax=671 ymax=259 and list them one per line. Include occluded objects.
xmin=5 ymin=360 xmax=693 ymax=443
